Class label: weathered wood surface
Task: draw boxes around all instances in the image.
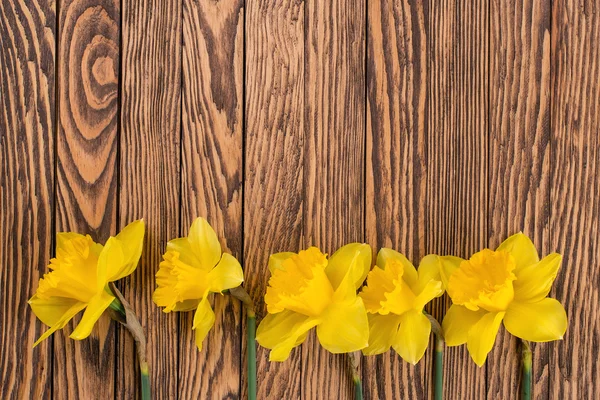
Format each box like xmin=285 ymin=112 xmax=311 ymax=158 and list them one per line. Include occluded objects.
xmin=1 ymin=0 xmax=598 ymax=398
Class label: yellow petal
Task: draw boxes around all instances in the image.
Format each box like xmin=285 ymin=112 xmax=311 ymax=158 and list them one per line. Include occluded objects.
xmin=412 ymin=279 xmax=443 ymax=311
xmin=391 ymin=309 xmax=431 ymax=364
xmin=466 ymin=311 xmax=505 ymax=367
xmin=442 ymin=304 xmax=487 ymax=346
xmin=316 ymin=296 xmax=369 ymax=353
xmin=166 ymin=238 xmax=202 ymax=267
xmin=496 ymin=232 xmax=539 ymax=271
xmin=70 ymin=290 xmax=116 ymax=340
xmin=513 ymin=253 xmax=562 ymax=302
xmin=193 ymin=295 xmax=215 ymax=351
xmin=438 ymin=256 xmax=463 ymax=290
xmin=377 ymin=248 xmax=418 ymax=287
xmin=187 ymin=217 xmax=222 ymax=270
xmin=32 ymin=301 xmax=87 ymax=347
xmin=208 ymin=253 xmax=244 ymax=292
xmin=268 ymin=252 xmax=295 ymax=275
xmin=106 ymin=219 xmax=145 ymax=281
xmin=415 ymin=255 xmax=442 ymax=295
xmin=504 ymin=298 xmax=567 ymax=342
xmin=256 ymin=311 xmax=319 ymax=361
xmin=326 ymin=243 xmax=372 ymax=290
xmin=362 ymin=313 xmax=402 ymax=355
xmin=29 ymin=295 xmax=82 ymax=328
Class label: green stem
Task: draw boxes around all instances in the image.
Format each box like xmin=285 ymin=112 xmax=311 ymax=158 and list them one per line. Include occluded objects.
xmin=247 ymin=310 xmax=257 ymax=400
xmin=347 ymin=352 xmax=363 ymax=400
xmin=521 ymin=340 xmax=532 ymax=400
xmin=434 ymin=335 xmax=444 ymax=400
xmin=140 ymin=360 xmax=151 ymax=400
xmin=353 ymin=376 xmax=363 ymax=400
xmin=228 ymin=286 xmax=257 ymax=400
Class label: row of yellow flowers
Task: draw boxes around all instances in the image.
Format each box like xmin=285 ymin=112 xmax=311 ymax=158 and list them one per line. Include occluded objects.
xmin=30 ymin=217 xmax=567 ymax=399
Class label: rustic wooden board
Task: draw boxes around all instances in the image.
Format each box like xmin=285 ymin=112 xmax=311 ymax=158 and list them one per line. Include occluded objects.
xmin=0 ymin=0 xmax=55 ymax=398
xmin=302 ymin=0 xmax=366 ymax=398
xmin=550 ymin=0 xmax=600 ymax=398
xmin=365 ymin=0 xmax=430 ymax=398
xmin=117 ymin=0 xmax=182 ymax=398
xmin=244 ymin=1 xmax=306 ymax=398
xmin=427 ymin=0 xmax=489 ymax=398
xmin=54 ymin=0 xmax=120 ymax=397
xmin=179 ymin=0 xmax=244 ymax=397
xmin=488 ymin=0 xmax=552 ymax=398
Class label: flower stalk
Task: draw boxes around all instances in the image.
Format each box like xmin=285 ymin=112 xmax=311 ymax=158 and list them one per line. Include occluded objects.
xmin=347 ymin=352 xmax=363 ymax=400
xmin=521 ymin=340 xmax=532 ymax=400
xmin=426 ymin=312 xmax=444 ymax=400
xmin=229 ymin=286 xmax=257 ymax=400
xmin=108 ymin=283 xmax=150 ymax=400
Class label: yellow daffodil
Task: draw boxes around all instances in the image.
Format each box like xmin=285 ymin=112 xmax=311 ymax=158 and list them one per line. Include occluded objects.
xmin=256 ymin=244 xmax=371 ymax=361
xmin=29 ymin=220 xmax=145 ymax=347
xmin=358 ymin=249 xmax=444 ymax=364
xmin=441 ymin=233 xmax=568 ymax=366
xmin=153 ymin=217 xmax=244 ymax=351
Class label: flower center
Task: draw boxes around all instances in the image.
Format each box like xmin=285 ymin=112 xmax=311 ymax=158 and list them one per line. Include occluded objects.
xmin=37 ymin=235 xmax=101 ymax=303
xmin=360 ymin=259 xmax=416 ymax=315
xmin=447 ymin=249 xmax=516 ymax=312
xmin=264 ymin=247 xmax=334 ymax=317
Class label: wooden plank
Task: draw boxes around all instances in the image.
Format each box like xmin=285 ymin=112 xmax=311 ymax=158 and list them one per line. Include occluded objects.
xmin=488 ymin=0 xmax=552 ymax=398
xmin=302 ymin=0 xmax=366 ymax=397
xmin=427 ymin=0 xmax=489 ymax=398
xmin=0 ymin=0 xmax=55 ymax=398
xmin=54 ymin=0 xmax=120 ymax=397
xmin=365 ymin=0 xmax=429 ymax=398
xmin=244 ymin=0 xmax=305 ymax=397
xmin=179 ymin=0 xmax=244 ymax=397
xmin=116 ymin=0 xmax=182 ymax=398
xmin=550 ymin=0 xmax=600 ymax=398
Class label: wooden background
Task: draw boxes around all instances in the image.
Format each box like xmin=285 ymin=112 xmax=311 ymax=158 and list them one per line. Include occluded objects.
xmin=1 ymin=0 xmax=598 ymax=398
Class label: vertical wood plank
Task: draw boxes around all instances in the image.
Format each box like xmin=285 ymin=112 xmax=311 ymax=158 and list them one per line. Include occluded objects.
xmin=365 ymin=0 xmax=429 ymax=398
xmin=0 ymin=0 xmax=55 ymax=398
xmin=428 ymin=0 xmax=489 ymax=398
xmin=244 ymin=0 xmax=305 ymax=398
xmin=302 ymin=0 xmax=366 ymax=397
xmin=54 ymin=0 xmax=120 ymax=397
xmin=180 ymin=0 xmax=244 ymax=397
xmin=488 ymin=0 xmax=551 ymax=398
xmin=550 ymin=0 xmax=600 ymax=398
xmin=117 ymin=0 xmax=182 ymax=398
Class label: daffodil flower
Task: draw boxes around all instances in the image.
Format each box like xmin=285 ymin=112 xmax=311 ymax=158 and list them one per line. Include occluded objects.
xmin=358 ymin=249 xmax=443 ymax=364
xmin=256 ymin=244 xmax=371 ymax=362
xmin=29 ymin=220 xmax=145 ymax=347
xmin=153 ymin=217 xmax=244 ymax=351
xmin=440 ymin=232 xmax=568 ymax=367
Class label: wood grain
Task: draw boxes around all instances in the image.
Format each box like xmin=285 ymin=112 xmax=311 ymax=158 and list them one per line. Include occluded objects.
xmin=244 ymin=0 xmax=305 ymax=398
xmin=0 ymin=0 xmax=55 ymax=398
xmin=428 ymin=0 xmax=489 ymax=398
xmin=54 ymin=0 xmax=120 ymax=397
xmin=550 ymin=0 xmax=600 ymax=398
xmin=365 ymin=0 xmax=429 ymax=398
xmin=180 ymin=0 xmax=244 ymax=397
xmin=302 ymin=0 xmax=366 ymax=399
xmin=117 ymin=0 xmax=182 ymax=398
xmin=488 ymin=0 xmax=552 ymax=398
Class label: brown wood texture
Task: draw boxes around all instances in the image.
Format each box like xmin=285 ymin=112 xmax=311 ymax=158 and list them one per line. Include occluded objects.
xmin=550 ymin=0 xmax=600 ymax=399
xmin=0 ymin=0 xmax=55 ymax=398
xmin=117 ymin=0 xmax=182 ymax=398
xmin=54 ymin=0 xmax=120 ymax=398
xmin=2 ymin=0 xmax=599 ymax=398
xmin=488 ymin=1 xmax=552 ymax=398
xmin=365 ymin=0 xmax=429 ymax=398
